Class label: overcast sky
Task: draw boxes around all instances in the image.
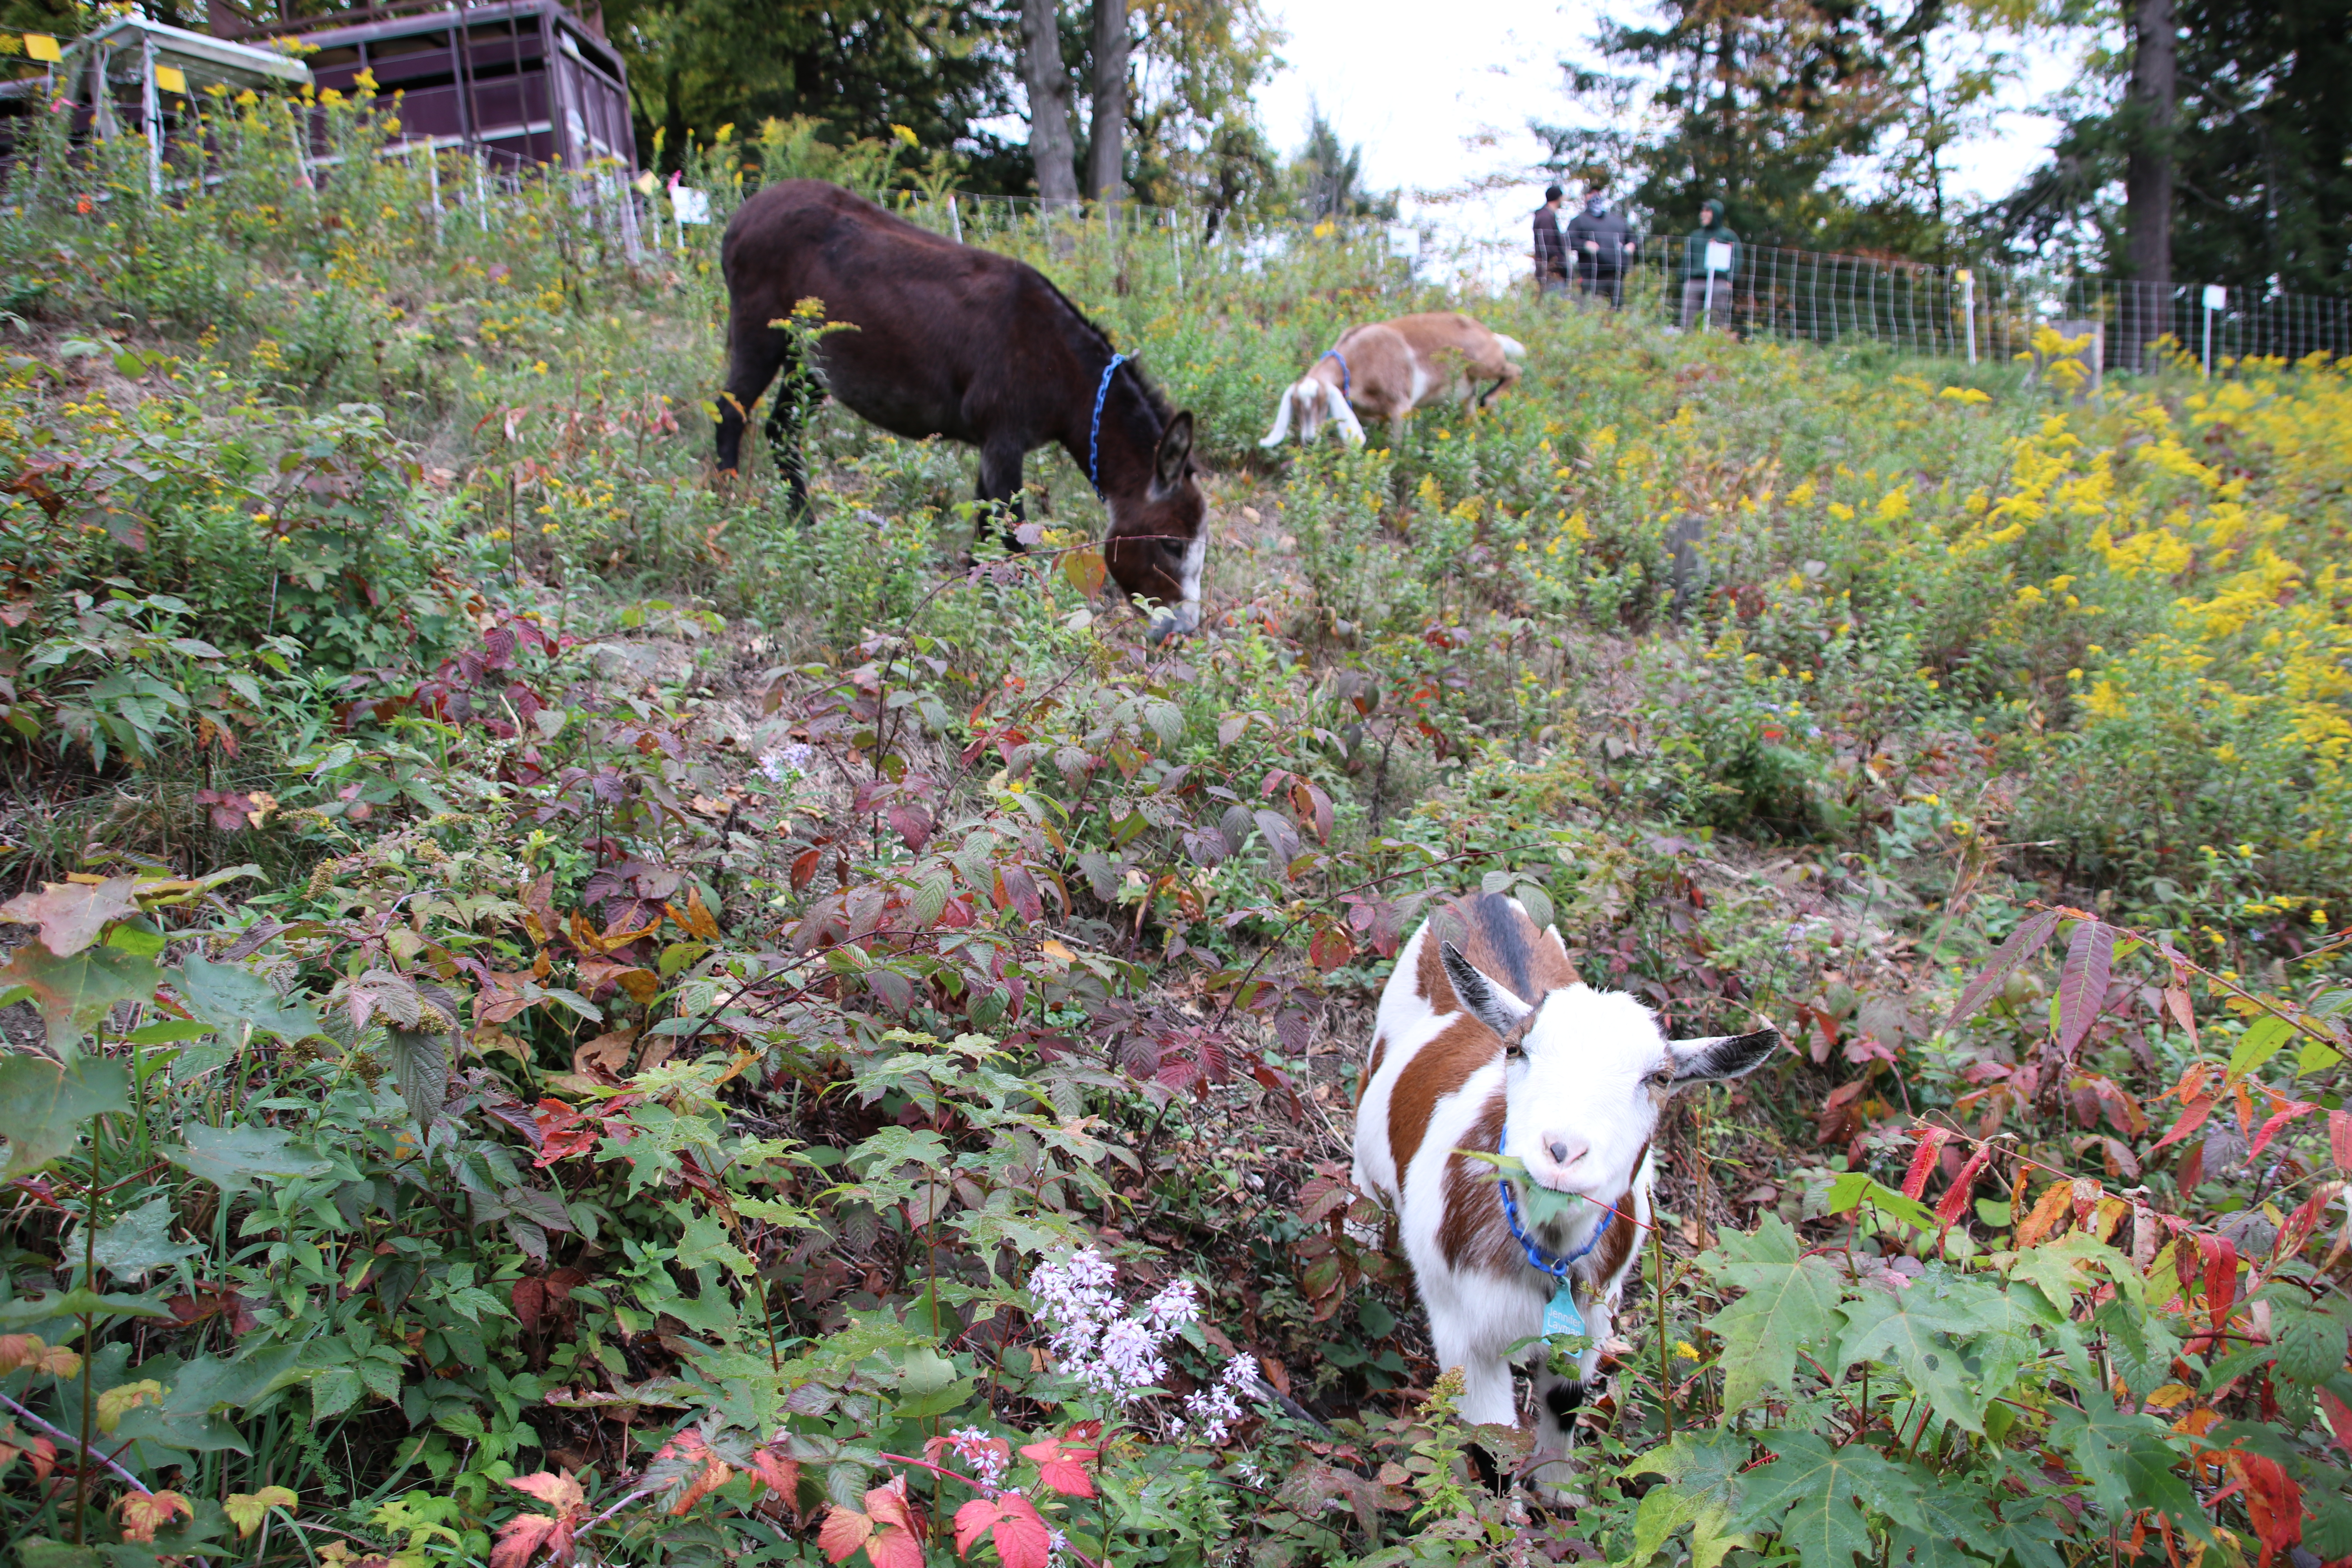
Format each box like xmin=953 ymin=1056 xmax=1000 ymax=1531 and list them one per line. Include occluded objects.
xmin=1252 ymin=0 xmax=2085 ymax=272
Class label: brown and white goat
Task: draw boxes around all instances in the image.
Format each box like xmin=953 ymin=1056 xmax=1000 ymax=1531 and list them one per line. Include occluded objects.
xmin=1260 ymin=312 xmax=1526 ymax=448
xmin=1352 ymin=893 xmax=1778 ymax=1495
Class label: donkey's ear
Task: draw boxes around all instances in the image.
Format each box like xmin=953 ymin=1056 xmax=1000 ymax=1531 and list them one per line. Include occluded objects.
xmin=1154 ymin=411 xmax=1196 ymax=492
xmin=1440 ymin=941 xmax=1533 ymax=1040
xmin=1667 ymin=1027 xmax=1782 ymax=1085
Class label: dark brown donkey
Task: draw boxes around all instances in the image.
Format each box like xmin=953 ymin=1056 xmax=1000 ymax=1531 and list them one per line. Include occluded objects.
xmin=715 ymin=180 xmax=1209 ymax=640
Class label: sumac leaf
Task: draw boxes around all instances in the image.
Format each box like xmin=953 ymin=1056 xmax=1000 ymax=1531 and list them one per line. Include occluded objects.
xmin=1944 ymin=909 xmax=2062 ymax=1032
xmin=2055 ymin=920 xmax=2114 ymax=1058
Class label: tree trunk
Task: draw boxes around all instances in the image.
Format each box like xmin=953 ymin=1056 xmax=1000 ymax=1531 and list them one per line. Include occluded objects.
xmin=2122 ymin=0 xmax=2175 ymax=369
xmin=1087 ymin=0 xmax=1130 ymax=204
xmin=1019 ymin=0 xmax=1080 ymax=208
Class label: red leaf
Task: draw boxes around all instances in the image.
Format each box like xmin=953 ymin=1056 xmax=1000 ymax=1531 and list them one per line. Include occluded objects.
xmin=2225 ymin=1451 xmax=2304 ymax=1568
xmin=489 ymin=1514 xmax=560 ymax=1568
xmin=817 ymin=1507 xmax=874 ymax=1566
xmin=953 ymin=1493 xmax=1052 ymax=1568
xmin=2319 ymin=1388 xmax=2352 ymax=1461
xmin=2330 ymin=1109 xmax=2352 ymax=1171
xmin=998 ymin=865 xmax=1043 ymax=924
xmin=859 ymin=1476 xmax=927 ymax=1568
xmin=1945 ymin=909 xmax=2062 ymax=1031
xmin=1309 ymin=925 xmax=1354 ymax=971
xmin=2055 ymin=920 xmax=2114 ymax=1057
xmin=791 ymin=848 xmax=824 ymax=893
xmin=1934 ymin=1143 xmax=1993 ymax=1234
xmin=1019 ymin=1432 xmax=1100 ymax=1497
xmin=2249 ymin=1098 xmax=2319 ymax=1162
xmin=1901 ymin=1127 xmax=1954 ymax=1201
xmin=2152 ymin=1093 xmax=2220 ymax=1154
xmin=887 ymin=803 xmax=933 ymax=853
xmin=2200 ymin=1233 xmax=2240 ymax=1336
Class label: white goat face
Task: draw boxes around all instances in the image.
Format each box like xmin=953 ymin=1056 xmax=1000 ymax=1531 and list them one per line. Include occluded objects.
xmin=1439 ymin=942 xmax=1781 ymax=1200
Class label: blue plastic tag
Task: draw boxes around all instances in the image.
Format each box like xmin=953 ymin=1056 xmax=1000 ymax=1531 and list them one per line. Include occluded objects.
xmin=1543 ymin=1287 xmax=1586 ymax=1338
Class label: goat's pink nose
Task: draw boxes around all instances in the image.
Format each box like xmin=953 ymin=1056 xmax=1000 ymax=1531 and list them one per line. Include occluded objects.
xmin=1542 ymin=1135 xmax=1586 ymax=1169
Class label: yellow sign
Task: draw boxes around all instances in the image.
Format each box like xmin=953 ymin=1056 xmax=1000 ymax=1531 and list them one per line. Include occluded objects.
xmin=22 ymin=32 xmax=59 ymax=62
xmin=155 ymin=65 xmax=187 ymax=95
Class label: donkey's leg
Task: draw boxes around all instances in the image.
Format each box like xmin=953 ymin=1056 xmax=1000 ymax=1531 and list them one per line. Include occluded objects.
xmin=716 ymin=316 xmax=787 ymax=478
xmin=975 ymin=437 xmax=1027 ymax=552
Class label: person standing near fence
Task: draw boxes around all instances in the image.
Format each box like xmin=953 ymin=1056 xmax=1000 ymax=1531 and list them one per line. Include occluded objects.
xmin=1679 ymin=199 xmax=1739 ymax=330
xmin=1533 ymin=185 xmax=1570 ymax=300
xmin=1564 ymin=179 xmax=1635 ymax=307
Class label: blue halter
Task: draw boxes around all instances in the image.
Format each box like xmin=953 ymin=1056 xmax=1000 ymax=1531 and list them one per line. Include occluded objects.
xmin=1497 ymin=1119 xmax=1612 ymax=1283
xmin=1087 ymin=353 xmax=1127 ymax=496
xmin=1319 ymin=348 xmax=1351 ymax=394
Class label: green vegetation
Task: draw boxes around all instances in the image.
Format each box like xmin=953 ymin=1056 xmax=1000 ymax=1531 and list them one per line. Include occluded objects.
xmin=4 ymin=94 xmax=2352 ymax=1568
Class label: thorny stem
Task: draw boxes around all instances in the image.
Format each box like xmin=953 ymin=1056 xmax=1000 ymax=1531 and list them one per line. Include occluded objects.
xmin=74 ymin=1125 xmax=100 ymax=1545
xmin=0 ymin=1390 xmax=154 ymax=1497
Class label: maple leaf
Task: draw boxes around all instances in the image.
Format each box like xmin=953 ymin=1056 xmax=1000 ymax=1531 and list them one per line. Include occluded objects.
xmin=224 ymin=1486 xmax=300 ymax=1539
xmin=1020 ymin=1431 xmax=1100 ymax=1497
xmin=953 ymin=1492 xmax=1053 ymax=1568
xmin=116 ymin=1490 xmax=193 ymax=1543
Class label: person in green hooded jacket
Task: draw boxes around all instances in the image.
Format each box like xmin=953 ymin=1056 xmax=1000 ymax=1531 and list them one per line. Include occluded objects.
xmin=1679 ymin=199 xmax=1739 ymax=330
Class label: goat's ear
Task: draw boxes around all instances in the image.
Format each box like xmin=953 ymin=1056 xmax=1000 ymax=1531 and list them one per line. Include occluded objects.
xmin=1154 ymin=411 xmax=1195 ymax=492
xmin=1440 ymin=941 xmax=1533 ymax=1039
xmin=1667 ymin=1027 xmax=1782 ymax=1084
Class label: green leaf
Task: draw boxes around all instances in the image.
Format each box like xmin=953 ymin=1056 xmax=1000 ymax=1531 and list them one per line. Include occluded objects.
xmin=16 ymin=1539 xmax=104 ymax=1568
xmin=0 ymin=1287 xmax=173 ymax=1328
xmin=307 ymin=1365 xmax=364 ymax=1421
xmin=2003 ymin=1231 xmax=2140 ymax=1314
xmin=1975 ymin=1504 xmax=2069 ymax=1568
xmin=165 ymin=1122 xmax=334 ymax=1194
xmin=2306 ymin=1496 xmax=2352 ymax=1559
xmin=1703 ymin=1216 xmax=1848 ymax=1407
xmin=2270 ymin=1301 xmax=2349 ymax=1386
xmin=173 ymin=956 xmax=319 ymax=1046
xmin=2229 ymin=1014 xmax=2295 ymax=1078
xmin=1623 ymin=1430 xmax=1756 ymax=1568
xmin=1836 ymin=1269 xmax=2015 ymax=1434
xmin=1824 ymin=1171 xmax=1935 ymax=1231
xmin=0 ymin=1055 xmax=130 ymax=1177
xmin=90 ymin=1195 xmax=201 ymax=1282
xmin=1728 ymin=1430 xmax=1921 ymax=1568
xmin=2051 ymin=1392 xmax=2209 ymax=1542
xmin=386 ymin=1028 xmax=449 ymax=1126
xmin=0 ymin=943 xmax=160 ymax=1058
xmin=675 ymin=1211 xmax=755 ymax=1278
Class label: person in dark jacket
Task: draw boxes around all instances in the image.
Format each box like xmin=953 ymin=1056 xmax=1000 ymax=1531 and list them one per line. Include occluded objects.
xmin=1532 ymin=185 xmax=1569 ymax=299
xmin=1679 ymin=198 xmax=1739 ymax=330
xmin=1563 ymin=181 xmax=1635 ymax=307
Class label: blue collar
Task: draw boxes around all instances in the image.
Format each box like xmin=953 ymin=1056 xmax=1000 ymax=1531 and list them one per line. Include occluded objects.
xmin=1087 ymin=353 xmax=1127 ymax=496
xmin=1497 ymin=1120 xmax=1612 ymax=1281
xmin=1319 ymin=348 xmax=1350 ymax=395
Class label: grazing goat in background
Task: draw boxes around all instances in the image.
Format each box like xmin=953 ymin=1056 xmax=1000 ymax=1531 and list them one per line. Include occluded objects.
xmin=1351 ymin=893 xmax=1779 ymax=1498
xmin=1261 ymin=312 xmax=1525 ymax=448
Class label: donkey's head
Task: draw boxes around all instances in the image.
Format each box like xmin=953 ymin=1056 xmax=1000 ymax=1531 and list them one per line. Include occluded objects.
xmin=1103 ymin=411 xmax=1208 ymax=643
xmin=1439 ymin=942 xmax=1780 ymax=1200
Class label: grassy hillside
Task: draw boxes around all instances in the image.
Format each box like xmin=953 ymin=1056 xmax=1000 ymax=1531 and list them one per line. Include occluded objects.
xmin=4 ymin=98 xmax=2352 ymax=1568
